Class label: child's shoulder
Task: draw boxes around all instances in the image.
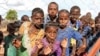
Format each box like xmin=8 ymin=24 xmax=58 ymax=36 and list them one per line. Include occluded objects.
xmin=22 ymin=21 xmax=31 ymax=26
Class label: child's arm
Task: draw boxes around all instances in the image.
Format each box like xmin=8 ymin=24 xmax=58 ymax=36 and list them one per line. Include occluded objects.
xmin=61 ymin=38 xmax=68 ymax=56
xmin=31 ymin=39 xmax=43 ymax=56
xmin=70 ymin=44 xmax=76 ymax=56
xmin=76 ymin=37 xmax=86 ymax=55
xmin=31 ymin=47 xmax=40 ymax=56
xmin=0 ymin=42 xmax=4 ymax=55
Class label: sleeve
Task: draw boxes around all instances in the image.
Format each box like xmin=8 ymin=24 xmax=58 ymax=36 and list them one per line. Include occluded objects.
xmin=72 ymin=30 xmax=83 ymax=40
xmin=18 ymin=22 xmax=30 ymax=35
xmin=81 ymin=26 xmax=91 ymax=37
xmin=18 ymin=23 xmax=25 ymax=35
xmin=7 ymin=44 xmax=17 ymax=56
xmin=56 ymin=44 xmax=62 ymax=56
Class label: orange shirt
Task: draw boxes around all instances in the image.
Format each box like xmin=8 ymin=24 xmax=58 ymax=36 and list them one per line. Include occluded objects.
xmin=19 ymin=22 xmax=45 ymax=47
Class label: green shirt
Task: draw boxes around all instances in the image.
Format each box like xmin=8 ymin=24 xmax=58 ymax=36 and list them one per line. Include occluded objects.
xmin=4 ymin=35 xmax=16 ymax=56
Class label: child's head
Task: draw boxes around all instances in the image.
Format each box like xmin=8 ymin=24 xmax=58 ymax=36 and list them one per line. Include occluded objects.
xmin=80 ymin=16 xmax=89 ymax=26
xmin=31 ymin=8 xmax=44 ymax=29
xmin=89 ymin=19 xmax=95 ymax=28
xmin=45 ymin=21 xmax=58 ymax=40
xmin=48 ymin=2 xmax=58 ymax=18
xmin=95 ymin=16 xmax=100 ymax=31
xmin=70 ymin=6 xmax=81 ymax=23
xmin=86 ymin=12 xmax=92 ymax=19
xmin=7 ymin=23 xmax=16 ymax=34
xmin=0 ymin=31 xmax=3 ymax=44
xmin=21 ymin=15 xmax=30 ymax=22
xmin=58 ymin=9 xmax=70 ymax=29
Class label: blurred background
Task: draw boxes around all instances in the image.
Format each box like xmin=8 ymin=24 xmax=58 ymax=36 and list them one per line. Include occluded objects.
xmin=0 ymin=0 xmax=100 ymax=19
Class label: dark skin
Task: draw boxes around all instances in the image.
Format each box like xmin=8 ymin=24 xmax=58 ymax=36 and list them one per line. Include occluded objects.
xmin=32 ymin=26 xmax=67 ymax=56
xmin=28 ymin=13 xmax=44 ymax=38
xmin=70 ymin=8 xmax=81 ymax=24
xmin=48 ymin=3 xmax=58 ymax=21
xmin=31 ymin=26 xmax=57 ymax=56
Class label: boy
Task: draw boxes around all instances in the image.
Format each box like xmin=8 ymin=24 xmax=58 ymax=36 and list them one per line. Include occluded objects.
xmin=44 ymin=2 xmax=58 ymax=25
xmin=19 ymin=8 xmax=45 ymax=56
xmin=21 ymin=15 xmax=30 ymax=23
xmin=57 ymin=9 xmax=85 ymax=56
xmin=13 ymin=34 xmax=28 ymax=56
xmin=70 ymin=6 xmax=81 ymax=30
xmin=4 ymin=23 xmax=17 ymax=56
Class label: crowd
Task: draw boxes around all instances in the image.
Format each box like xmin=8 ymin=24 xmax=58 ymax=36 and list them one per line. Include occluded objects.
xmin=0 ymin=2 xmax=100 ymax=56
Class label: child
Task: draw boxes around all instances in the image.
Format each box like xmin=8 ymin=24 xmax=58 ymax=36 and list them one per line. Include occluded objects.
xmin=21 ymin=15 xmax=30 ymax=23
xmin=87 ymin=15 xmax=100 ymax=56
xmin=19 ymin=8 xmax=45 ymax=56
xmin=57 ymin=9 xmax=85 ymax=56
xmin=0 ymin=31 xmax=4 ymax=56
xmin=4 ymin=23 xmax=17 ymax=56
xmin=12 ymin=34 xmax=28 ymax=56
xmin=31 ymin=22 xmax=68 ymax=56
xmin=75 ymin=16 xmax=92 ymax=56
xmin=70 ymin=6 xmax=81 ymax=30
xmin=44 ymin=2 xmax=58 ymax=24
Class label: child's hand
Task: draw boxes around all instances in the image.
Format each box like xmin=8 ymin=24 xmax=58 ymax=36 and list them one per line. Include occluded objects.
xmin=43 ymin=46 xmax=52 ymax=55
xmin=76 ymin=44 xmax=86 ymax=55
xmin=12 ymin=39 xmax=21 ymax=48
xmin=35 ymin=39 xmax=43 ymax=49
xmin=61 ymin=38 xmax=68 ymax=48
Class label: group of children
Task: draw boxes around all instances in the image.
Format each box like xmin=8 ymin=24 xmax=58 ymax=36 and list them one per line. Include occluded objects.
xmin=0 ymin=2 xmax=100 ymax=56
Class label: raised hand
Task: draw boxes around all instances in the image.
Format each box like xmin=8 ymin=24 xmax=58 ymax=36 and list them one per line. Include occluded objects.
xmin=12 ymin=39 xmax=21 ymax=48
xmin=43 ymin=45 xmax=52 ymax=55
xmin=76 ymin=44 xmax=86 ymax=55
xmin=35 ymin=39 xmax=43 ymax=49
xmin=61 ymin=38 xmax=68 ymax=48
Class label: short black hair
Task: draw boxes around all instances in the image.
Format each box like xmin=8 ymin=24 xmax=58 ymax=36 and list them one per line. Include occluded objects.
xmin=21 ymin=15 xmax=29 ymax=21
xmin=32 ymin=8 xmax=44 ymax=16
xmin=45 ymin=21 xmax=59 ymax=32
xmin=48 ymin=2 xmax=58 ymax=9
xmin=0 ymin=31 xmax=3 ymax=44
xmin=15 ymin=34 xmax=23 ymax=41
xmin=7 ymin=23 xmax=16 ymax=33
xmin=58 ymin=9 xmax=70 ymax=17
xmin=70 ymin=6 xmax=80 ymax=14
xmin=57 ymin=9 xmax=70 ymax=23
xmin=95 ymin=16 xmax=100 ymax=24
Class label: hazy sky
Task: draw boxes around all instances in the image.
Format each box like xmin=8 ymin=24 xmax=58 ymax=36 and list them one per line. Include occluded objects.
xmin=0 ymin=0 xmax=100 ymax=19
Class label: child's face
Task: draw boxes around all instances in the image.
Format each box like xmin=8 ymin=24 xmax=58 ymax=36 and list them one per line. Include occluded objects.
xmin=59 ymin=12 xmax=69 ymax=28
xmin=46 ymin=26 xmax=58 ymax=40
xmin=23 ymin=16 xmax=29 ymax=21
xmin=70 ymin=9 xmax=80 ymax=22
xmin=86 ymin=12 xmax=91 ymax=18
xmin=31 ymin=13 xmax=44 ymax=29
xmin=48 ymin=4 xmax=58 ymax=17
xmin=96 ymin=18 xmax=100 ymax=30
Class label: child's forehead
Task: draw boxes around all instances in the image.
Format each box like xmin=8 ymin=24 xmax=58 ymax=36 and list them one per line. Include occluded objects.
xmin=59 ymin=12 xmax=69 ymax=16
xmin=72 ymin=9 xmax=80 ymax=13
xmin=32 ymin=13 xmax=43 ymax=17
xmin=46 ymin=26 xmax=58 ymax=31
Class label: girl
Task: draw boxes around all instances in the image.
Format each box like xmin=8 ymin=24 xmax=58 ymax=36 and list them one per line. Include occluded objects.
xmin=31 ymin=22 xmax=67 ymax=56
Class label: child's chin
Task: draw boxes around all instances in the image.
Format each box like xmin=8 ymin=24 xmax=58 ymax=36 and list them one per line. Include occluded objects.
xmin=51 ymin=37 xmax=55 ymax=40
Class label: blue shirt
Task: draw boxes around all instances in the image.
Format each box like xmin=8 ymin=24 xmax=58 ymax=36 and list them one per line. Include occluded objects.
xmin=81 ymin=26 xmax=91 ymax=37
xmin=57 ymin=26 xmax=82 ymax=56
xmin=70 ymin=20 xmax=82 ymax=30
xmin=44 ymin=15 xmax=58 ymax=24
